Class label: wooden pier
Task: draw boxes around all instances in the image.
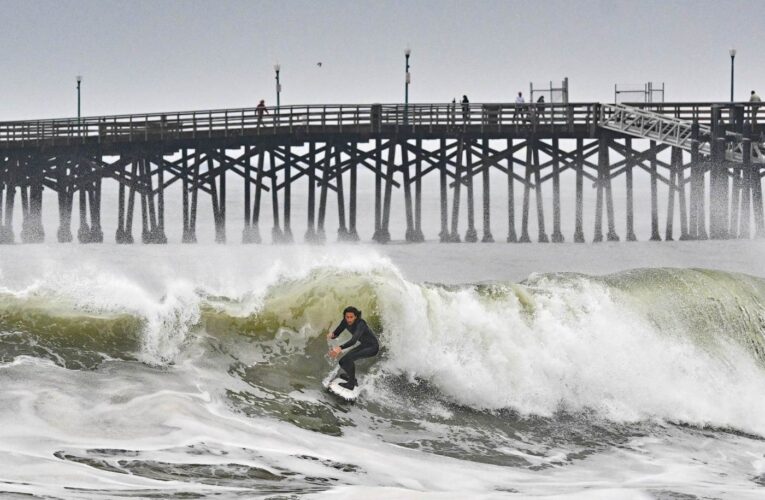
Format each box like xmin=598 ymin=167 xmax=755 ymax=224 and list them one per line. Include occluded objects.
xmin=0 ymin=101 xmax=762 ymax=244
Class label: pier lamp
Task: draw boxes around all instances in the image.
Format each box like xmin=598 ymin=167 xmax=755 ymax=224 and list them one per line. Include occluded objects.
xmin=729 ymin=48 xmax=736 ymax=102
xmin=76 ymin=75 xmax=82 ymax=121
xmin=274 ymin=64 xmax=281 ymax=110
xmin=404 ymin=47 xmax=411 ymax=125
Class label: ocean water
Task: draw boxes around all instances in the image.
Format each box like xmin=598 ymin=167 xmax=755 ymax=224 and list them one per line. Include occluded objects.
xmin=1 ymin=240 xmax=765 ymax=499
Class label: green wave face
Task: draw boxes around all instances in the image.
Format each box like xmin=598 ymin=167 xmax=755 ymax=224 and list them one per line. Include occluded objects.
xmin=595 ymin=268 xmax=765 ymax=362
xmin=0 ymin=295 xmax=143 ymax=369
xmin=199 ymin=266 xmax=386 ymax=340
xmin=1 ymin=267 xmax=765 ymax=370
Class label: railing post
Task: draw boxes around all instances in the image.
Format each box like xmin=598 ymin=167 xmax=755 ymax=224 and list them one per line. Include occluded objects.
xmin=371 ymin=104 xmax=382 ymax=134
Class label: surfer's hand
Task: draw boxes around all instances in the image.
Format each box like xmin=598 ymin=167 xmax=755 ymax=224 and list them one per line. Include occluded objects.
xmin=328 ymin=346 xmax=342 ymax=359
xmin=326 ymin=330 xmax=334 ymax=341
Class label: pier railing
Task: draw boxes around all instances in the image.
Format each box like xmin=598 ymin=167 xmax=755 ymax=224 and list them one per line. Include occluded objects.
xmin=0 ymin=102 xmax=760 ymax=148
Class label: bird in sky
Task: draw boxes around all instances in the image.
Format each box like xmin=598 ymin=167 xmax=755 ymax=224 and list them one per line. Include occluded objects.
xmin=317 ymin=62 xmax=322 ymax=68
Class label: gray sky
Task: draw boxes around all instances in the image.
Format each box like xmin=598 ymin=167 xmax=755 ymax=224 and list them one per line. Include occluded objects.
xmin=2 ymin=0 xmax=762 ymax=120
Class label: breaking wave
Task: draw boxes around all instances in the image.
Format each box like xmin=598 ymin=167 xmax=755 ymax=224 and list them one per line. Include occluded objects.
xmin=2 ymin=261 xmax=765 ymax=435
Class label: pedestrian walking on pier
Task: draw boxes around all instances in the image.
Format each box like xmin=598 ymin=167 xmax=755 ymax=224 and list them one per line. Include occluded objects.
xmin=513 ymin=92 xmax=526 ymax=123
xmin=256 ymin=99 xmax=269 ymax=124
xmin=461 ymin=95 xmax=470 ymax=123
xmin=450 ymin=98 xmax=457 ymax=126
xmin=751 ymin=90 xmax=761 ymax=125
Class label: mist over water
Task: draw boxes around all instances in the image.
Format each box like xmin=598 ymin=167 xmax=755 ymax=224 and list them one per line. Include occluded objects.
xmin=0 ymin=241 xmax=764 ymax=499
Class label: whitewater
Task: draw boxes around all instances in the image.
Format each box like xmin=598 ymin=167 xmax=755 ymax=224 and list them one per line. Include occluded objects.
xmin=2 ymin=241 xmax=765 ymax=499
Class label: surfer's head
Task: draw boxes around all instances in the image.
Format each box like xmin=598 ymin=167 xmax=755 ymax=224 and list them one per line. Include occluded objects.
xmin=343 ymin=306 xmax=361 ymax=325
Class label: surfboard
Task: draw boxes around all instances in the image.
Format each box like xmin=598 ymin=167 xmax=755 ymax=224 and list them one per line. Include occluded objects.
xmin=326 ymin=377 xmax=361 ymax=401
xmin=322 ymin=366 xmax=360 ymax=401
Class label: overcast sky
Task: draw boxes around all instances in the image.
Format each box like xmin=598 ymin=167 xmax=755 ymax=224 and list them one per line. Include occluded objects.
xmin=2 ymin=0 xmax=762 ymax=120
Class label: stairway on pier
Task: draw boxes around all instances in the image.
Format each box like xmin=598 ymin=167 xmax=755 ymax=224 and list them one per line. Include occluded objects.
xmin=598 ymin=103 xmax=764 ymax=164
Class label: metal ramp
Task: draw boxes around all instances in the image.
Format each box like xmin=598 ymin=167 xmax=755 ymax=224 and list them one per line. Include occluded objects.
xmin=599 ymin=103 xmax=764 ymax=164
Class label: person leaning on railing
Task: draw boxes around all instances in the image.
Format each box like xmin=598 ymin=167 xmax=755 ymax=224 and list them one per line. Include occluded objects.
xmin=536 ymin=95 xmax=545 ymax=123
xmin=751 ymin=90 xmax=761 ymax=125
xmin=256 ymin=100 xmax=269 ymax=124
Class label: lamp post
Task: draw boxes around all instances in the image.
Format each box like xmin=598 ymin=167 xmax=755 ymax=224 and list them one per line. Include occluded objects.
xmin=76 ymin=75 xmax=82 ymax=121
xmin=729 ymin=48 xmax=736 ymax=102
xmin=274 ymin=64 xmax=281 ymax=110
xmin=404 ymin=47 xmax=411 ymax=125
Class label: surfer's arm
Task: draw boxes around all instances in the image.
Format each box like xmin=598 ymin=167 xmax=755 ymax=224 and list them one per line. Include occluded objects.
xmin=339 ymin=323 xmax=366 ymax=350
xmin=330 ymin=321 xmax=346 ymax=340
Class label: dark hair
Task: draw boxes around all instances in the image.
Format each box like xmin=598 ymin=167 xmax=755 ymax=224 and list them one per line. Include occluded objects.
xmin=343 ymin=306 xmax=362 ymax=318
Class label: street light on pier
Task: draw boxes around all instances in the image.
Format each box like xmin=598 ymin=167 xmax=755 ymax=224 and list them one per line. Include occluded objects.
xmin=76 ymin=75 xmax=82 ymax=121
xmin=729 ymin=48 xmax=736 ymax=102
xmin=404 ymin=47 xmax=411 ymax=125
xmin=274 ymin=64 xmax=281 ymax=111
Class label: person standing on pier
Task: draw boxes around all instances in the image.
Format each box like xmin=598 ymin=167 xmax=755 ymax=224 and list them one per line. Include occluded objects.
xmin=256 ymin=99 xmax=269 ymax=124
xmin=326 ymin=306 xmax=379 ymax=390
xmin=536 ymin=95 xmax=545 ymax=123
xmin=461 ymin=95 xmax=470 ymax=123
xmin=513 ymin=91 xmax=526 ymax=123
xmin=751 ymin=90 xmax=761 ymax=125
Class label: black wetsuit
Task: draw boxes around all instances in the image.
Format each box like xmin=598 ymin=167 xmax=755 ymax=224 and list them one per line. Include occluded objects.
xmin=332 ymin=318 xmax=379 ymax=385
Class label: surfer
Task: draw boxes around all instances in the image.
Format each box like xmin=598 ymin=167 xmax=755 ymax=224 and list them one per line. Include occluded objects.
xmin=326 ymin=306 xmax=379 ymax=390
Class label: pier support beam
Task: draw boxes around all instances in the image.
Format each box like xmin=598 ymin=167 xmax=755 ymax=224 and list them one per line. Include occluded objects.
xmin=709 ymin=137 xmax=729 ymax=239
xmin=402 ymin=142 xmax=416 ymax=242
xmin=270 ymin=149 xmax=283 ymax=243
xmin=464 ymin=139 xmax=478 ymax=242
xmin=373 ymin=140 xmax=385 ymax=242
xmin=481 ymin=139 xmax=494 ymax=242
xmin=334 ymin=144 xmax=350 ymax=241
xmin=519 ymin=142 xmax=532 ymax=243
xmin=282 ymin=146 xmax=294 ymax=243
xmin=665 ymin=148 xmax=678 ymax=241
xmin=116 ymin=162 xmax=133 ymax=244
xmin=624 ymin=139 xmax=637 ymax=241
xmin=551 ymin=138 xmax=564 ymax=242
xmin=413 ymin=139 xmax=425 ymax=242
xmin=305 ymin=143 xmax=319 ymax=243
xmin=378 ymin=141 xmax=394 ymax=243
xmin=449 ymin=139 xmax=463 ymax=242
xmin=574 ymin=138 xmax=585 ymax=243
xmin=242 ymin=146 xmax=257 ymax=243
xmin=604 ymin=140 xmax=619 ymax=241
xmin=316 ymin=143 xmax=330 ymax=243
xmin=752 ymin=135 xmax=765 ymax=238
xmin=739 ymin=135 xmax=752 ymax=239
xmin=139 ymin=158 xmax=167 ymax=244
xmin=439 ymin=139 xmax=450 ymax=242
xmin=182 ymin=150 xmax=197 ymax=243
xmin=649 ymin=141 xmax=661 ymax=241
xmin=533 ymin=140 xmax=549 ymax=242
xmin=0 ymin=175 xmax=16 ymax=244
xmin=57 ymin=164 xmax=74 ymax=243
xmin=506 ymin=139 xmax=518 ymax=243
xmin=347 ymin=143 xmax=359 ymax=241
xmin=20 ymin=181 xmax=45 ymax=243
xmin=676 ymin=149 xmax=690 ymax=240
xmin=593 ymin=138 xmax=605 ymax=242
xmin=688 ymin=124 xmax=707 ymax=240
xmin=250 ymin=149 xmax=265 ymax=244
